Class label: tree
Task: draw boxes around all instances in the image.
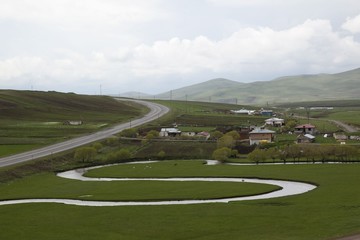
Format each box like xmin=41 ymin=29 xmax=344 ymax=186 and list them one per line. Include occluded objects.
xmin=120 ymin=128 xmax=137 ymax=138
xmin=117 ymin=149 xmax=132 ymax=160
xmin=106 ymin=148 xmax=132 ymax=162
xmin=92 ymin=142 xmax=103 ymax=153
xmin=248 ymin=148 xmax=266 ymax=164
xmin=145 ymin=130 xmax=159 ymax=140
xmin=210 ymin=130 xmax=223 ymax=140
xmin=300 ymin=145 xmax=317 ymax=162
xmin=231 ymin=149 xmax=239 ymax=158
xmin=106 ymin=137 xmax=118 ymax=146
xmin=287 ymin=144 xmax=302 ymax=162
xmin=225 ymin=130 xmax=240 ymax=140
xmin=217 ymin=135 xmax=235 ymax=149
xmin=212 ymin=147 xmax=232 ymax=162
xmin=266 ymin=148 xmax=279 ymax=162
xmin=282 ymin=119 xmax=297 ymax=133
xmin=74 ymin=147 xmax=97 ymax=163
xmin=157 ymin=150 xmax=166 ymax=159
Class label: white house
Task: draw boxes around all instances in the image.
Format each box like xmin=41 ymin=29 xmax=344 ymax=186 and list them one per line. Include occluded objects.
xmin=265 ymin=118 xmax=285 ymax=126
xmin=231 ymin=108 xmax=255 ymax=115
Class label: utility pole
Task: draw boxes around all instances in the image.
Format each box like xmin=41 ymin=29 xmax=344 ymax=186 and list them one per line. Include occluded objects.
xmin=100 ymin=85 xmax=102 ymax=95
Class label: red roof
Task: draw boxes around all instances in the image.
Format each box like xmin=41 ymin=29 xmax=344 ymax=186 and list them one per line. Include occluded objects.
xmin=295 ymin=124 xmax=315 ymax=129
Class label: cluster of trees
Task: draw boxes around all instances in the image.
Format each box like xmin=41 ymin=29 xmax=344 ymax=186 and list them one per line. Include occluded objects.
xmin=248 ymin=144 xmax=360 ymax=164
xmin=211 ymin=130 xmax=239 ymax=161
xmin=74 ymin=136 xmax=133 ymax=163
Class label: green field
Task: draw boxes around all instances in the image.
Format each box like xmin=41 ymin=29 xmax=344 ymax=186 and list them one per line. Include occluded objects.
xmin=1 ymin=95 xmax=360 ymax=239
xmin=0 ymin=160 xmax=360 ymax=239
xmin=0 ymin=90 xmax=147 ymax=156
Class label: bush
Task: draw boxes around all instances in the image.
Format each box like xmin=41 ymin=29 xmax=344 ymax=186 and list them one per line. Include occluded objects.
xmin=212 ymin=147 xmax=232 ymax=162
xmin=106 ymin=148 xmax=132 ymax=162
xmin=106 ymin=137 xmax=118 ymax=146
xmin=92 ymin=142 xmax=103 ymax=153
xmin=74 ymin=147 xmax=97 ymax=163
xmin=120 ymin=128 xmax=137 ymax=138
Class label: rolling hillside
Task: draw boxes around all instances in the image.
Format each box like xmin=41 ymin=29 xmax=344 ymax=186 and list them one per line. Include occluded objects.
xmin=154 ymin=68 xmax=360 ymax=105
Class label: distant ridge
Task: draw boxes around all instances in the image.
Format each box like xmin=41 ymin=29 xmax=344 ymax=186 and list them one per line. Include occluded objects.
xmin=154 ymin=68 xmax=360 ymax=105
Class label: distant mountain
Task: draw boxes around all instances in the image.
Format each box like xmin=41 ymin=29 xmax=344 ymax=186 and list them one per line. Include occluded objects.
xmin=155 ymin=78 xmax=245 ymax=103
xmin=155 ymin=68 xmax=360 ymax=105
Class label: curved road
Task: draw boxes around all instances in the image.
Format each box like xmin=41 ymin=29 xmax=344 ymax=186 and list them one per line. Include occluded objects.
xmin=0 ymin=99 xmax=169 ymax=168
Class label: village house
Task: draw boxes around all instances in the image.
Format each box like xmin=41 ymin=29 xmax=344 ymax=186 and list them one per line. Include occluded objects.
xmin=159 ymin=128 xmax=181 ymax=137
xmin=265 ymin=117 xmax=285 ymax=127
xmin=294 ymin=124 xmax=316 ymax=134
xmin=249 ymin=128 xmax=275 ymax=145
xmin=297 ymin=134 xmax=315 ymax=143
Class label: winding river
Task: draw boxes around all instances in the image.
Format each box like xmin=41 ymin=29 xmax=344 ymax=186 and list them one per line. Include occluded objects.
xmin=0 ymin=161 xmax=317 ymax=207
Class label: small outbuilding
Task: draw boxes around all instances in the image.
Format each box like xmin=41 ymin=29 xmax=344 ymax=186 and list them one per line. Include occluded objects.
xmin=159 ymin=128 xmax=181 ymax=137
xmin=297 ymin=134 xmax=315 ymax=143
xmin=64 ymin=120 xmax=83 ymax=126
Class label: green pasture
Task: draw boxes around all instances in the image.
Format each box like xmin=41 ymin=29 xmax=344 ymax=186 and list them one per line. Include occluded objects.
xmin=152 ymin=100 xmax=265 ymax=127
xmin=0 ymin=160 xmax=360 ymax=239
xmin=297 ymin=118 xmax=340 ymax=132
xmin=0 ymin=145 xmax=40 ymax=157
xmin=325 ymin=110 xmax=360 ymax=127
xmin=0 ymin=90 xmax=147 ymax=156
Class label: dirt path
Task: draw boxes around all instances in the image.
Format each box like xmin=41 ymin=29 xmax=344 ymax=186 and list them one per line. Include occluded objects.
xmin=330 ymin=120 xmax=359 ymax=133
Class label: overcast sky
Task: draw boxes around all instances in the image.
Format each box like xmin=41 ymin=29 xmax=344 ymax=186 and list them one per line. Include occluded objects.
xmin=1 ymin=0 xmax=360 ymax=95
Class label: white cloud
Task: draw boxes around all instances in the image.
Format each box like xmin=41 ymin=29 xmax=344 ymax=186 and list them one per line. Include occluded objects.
xmin=0 ymin=0 xmax=163 ymax=27
xmin=342 ymin=14 xmax=360 ymax=33
xmin=123 ymin=19 xmax=360 ymax=77
xmin=1 ymin=15 xmax=360 ymax=93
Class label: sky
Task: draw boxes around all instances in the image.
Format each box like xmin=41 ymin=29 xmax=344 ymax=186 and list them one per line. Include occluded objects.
xmin=1 ymin=0 xmax=360 ymax=95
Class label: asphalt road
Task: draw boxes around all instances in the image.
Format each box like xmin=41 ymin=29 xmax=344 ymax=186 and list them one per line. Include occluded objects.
xmin=0 ymin=99 xmax=169 ymax=168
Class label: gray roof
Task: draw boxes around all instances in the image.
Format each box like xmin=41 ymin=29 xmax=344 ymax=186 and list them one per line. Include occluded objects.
xmin=250 ymin=128 xmax=275 ymax=134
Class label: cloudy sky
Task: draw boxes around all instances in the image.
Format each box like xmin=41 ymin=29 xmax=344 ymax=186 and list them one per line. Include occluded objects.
xmin=1 ymin=0 xmax=360 ymax=95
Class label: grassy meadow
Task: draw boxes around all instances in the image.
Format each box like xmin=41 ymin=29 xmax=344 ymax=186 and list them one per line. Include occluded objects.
xmin=0 ymin=90 xmax=147 ymax=157
xmin=0 ymin=96 xmax=360 ymax=239
xmin=0 ymin=160 xmax=360 ymax=239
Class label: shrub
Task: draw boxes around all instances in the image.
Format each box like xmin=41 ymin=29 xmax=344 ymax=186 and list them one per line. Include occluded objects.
xmin=74 ymin=147 xmax=97 ymax=163
xmin=212 ymin=147 xmax=232 ymax=162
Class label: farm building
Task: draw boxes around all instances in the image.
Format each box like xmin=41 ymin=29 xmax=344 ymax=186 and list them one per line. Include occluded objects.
xmin=333 ymin=132 xmax=348 ymax=141
xmin=265 ymin=117 xmax=285 ymax=126
xmin=294 ymin=124 xmax=316 ymax=134
xmin=64 ymin=120 xmax=83 ymax=126
xmin=159 ymin=128 xmax=181 ymax=137
xmin=231 ymin=108 xmax=255 ymax=115
xmin=249 ymin=128 xmax=275 ymax=145
xmin=260 ymin=109 xmax=273 ymax=117
xmin=297 ymin=134 xmax=315 ymax=143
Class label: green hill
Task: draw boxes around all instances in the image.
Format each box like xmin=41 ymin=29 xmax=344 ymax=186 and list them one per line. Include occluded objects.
xmin=0 ymin=90 xmax=145 ymax=156
xmin=155 ymin=68 xmax=360 ymax=105
xmin=156 ymin=78 xmax=245 ymax=103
